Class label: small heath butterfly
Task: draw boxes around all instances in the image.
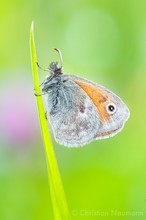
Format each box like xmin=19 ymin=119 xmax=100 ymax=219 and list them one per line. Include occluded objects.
xmin=37 ymin=48 xmax=130 ymax=147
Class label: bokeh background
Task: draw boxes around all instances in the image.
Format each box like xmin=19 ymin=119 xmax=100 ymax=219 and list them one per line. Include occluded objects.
xmin=0 ymin=0 xmax=146 ymax=219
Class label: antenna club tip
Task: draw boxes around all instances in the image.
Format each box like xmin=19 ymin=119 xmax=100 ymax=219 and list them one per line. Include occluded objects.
xmin=53 ymin=48 xmax=60 ymax=52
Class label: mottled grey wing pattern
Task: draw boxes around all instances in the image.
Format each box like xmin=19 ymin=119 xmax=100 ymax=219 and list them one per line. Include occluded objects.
xmin=45 ymin=80 xmax=100 ymax=147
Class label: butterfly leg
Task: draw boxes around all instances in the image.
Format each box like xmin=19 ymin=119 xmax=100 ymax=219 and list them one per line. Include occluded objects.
xmin=36 ymin=61 xmax=49 ymax=72
xmin=34 ymin=88 xmax=46 ymax=96
xmin=34 ymin=92 xmax=45 ymax=96
xmin=45 ymin=111 xmax=48 ymax=120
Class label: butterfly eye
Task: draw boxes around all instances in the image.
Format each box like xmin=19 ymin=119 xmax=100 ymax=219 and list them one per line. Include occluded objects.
xmin=106 ymin=103 xmax=117 ymax=114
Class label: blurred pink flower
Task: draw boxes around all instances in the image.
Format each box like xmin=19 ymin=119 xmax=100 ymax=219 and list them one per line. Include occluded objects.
xmin=0 ymin=71 xmax=40 ymax=146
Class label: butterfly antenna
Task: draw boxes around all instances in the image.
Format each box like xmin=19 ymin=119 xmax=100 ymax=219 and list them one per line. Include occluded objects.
xmin=54 ymin=48 xmax=63 ymax=67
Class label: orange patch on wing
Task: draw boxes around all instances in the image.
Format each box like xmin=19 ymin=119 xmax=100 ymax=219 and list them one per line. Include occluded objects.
xmin=73 ymin=79 xmax=112 ymax=122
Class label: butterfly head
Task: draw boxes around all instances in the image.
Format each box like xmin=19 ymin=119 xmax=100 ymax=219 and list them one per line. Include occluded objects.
xmin=49 ymin=61 xmax=63 ymax=75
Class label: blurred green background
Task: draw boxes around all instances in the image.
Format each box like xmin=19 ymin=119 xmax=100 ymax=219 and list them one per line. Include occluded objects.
xmin=0 ymin=0 xmax=146 ymax=219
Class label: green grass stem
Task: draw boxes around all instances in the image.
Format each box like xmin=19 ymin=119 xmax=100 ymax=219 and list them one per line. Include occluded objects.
xmin=30 ymin=22 xmax=71 ymax=220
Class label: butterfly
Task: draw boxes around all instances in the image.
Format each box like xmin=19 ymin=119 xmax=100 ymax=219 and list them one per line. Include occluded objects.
xmin=37 ymin=48 xmax=130 ymax=147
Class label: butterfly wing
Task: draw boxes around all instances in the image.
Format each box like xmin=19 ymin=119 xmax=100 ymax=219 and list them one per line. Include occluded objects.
xmin=63 ymin=74 xmax=130 ymax=140
xmin=45 ymin=79 xmax=100 ymax=147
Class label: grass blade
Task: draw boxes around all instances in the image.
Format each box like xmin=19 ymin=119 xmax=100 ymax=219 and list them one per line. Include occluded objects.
xmin=30 ymin=21 xmax=71 ymax=220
